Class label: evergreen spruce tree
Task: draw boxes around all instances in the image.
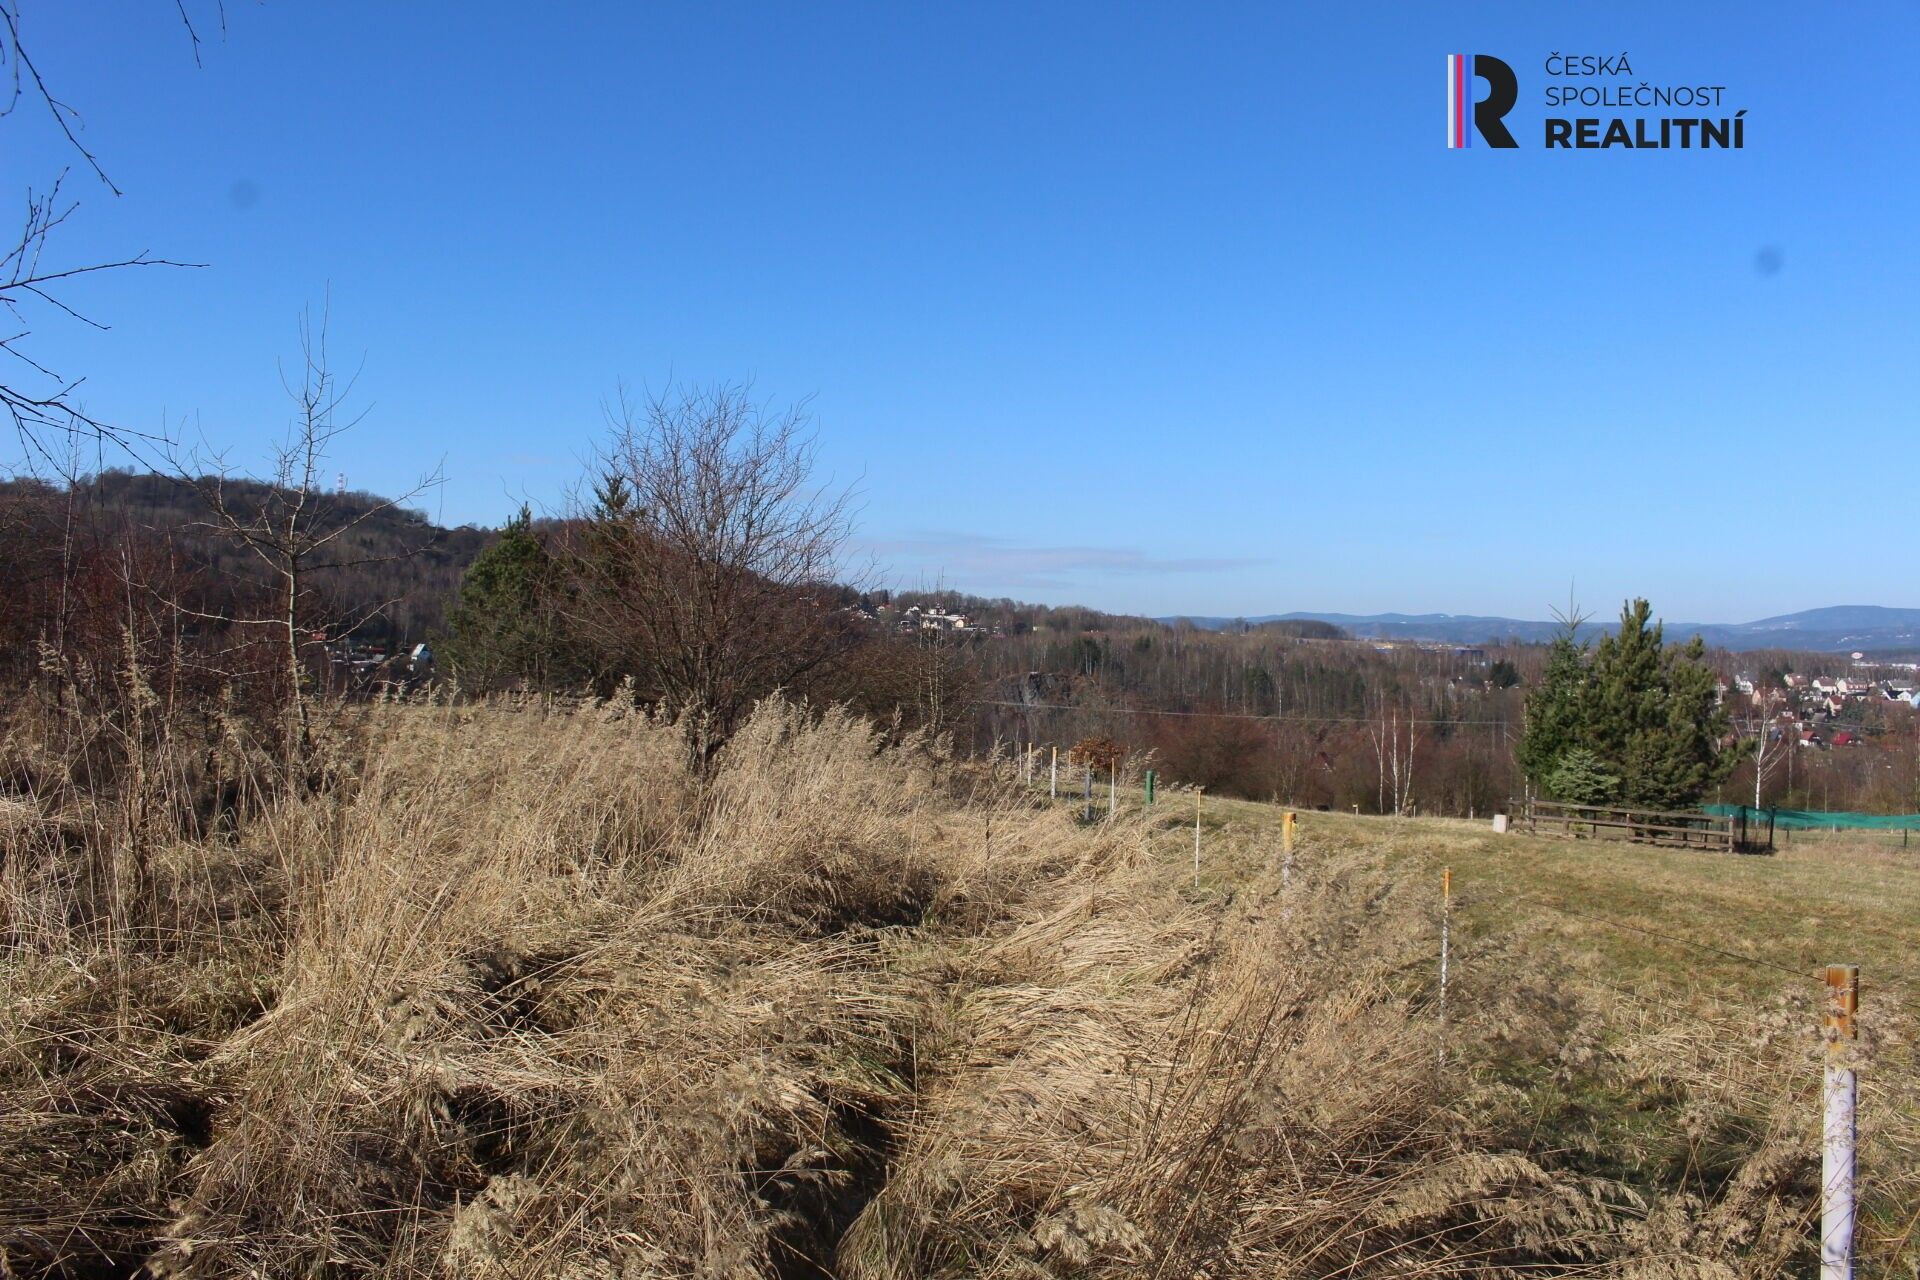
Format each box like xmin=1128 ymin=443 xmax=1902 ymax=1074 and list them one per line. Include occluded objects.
xmin=1516 ymin=624 xmax=1589 ymax=786
xmin=1543 ymin=746 xmax=1621 ymax=805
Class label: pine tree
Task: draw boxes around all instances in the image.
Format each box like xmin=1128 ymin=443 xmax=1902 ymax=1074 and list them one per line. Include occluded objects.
xmin=1623 ymin=633 xmax=1731 ymax=807
xmin=1517 ymin=599 xmax=1732 ymax=809
xmin=441 ymin=507 xmax=559 ymax=692
xmin=1589 ymin=601 xmax=1731 ymax=807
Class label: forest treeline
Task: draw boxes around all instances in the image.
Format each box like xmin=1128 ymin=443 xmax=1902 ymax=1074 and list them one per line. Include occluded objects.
xmin=4 ymin=431 xmax=1915 ymax=817
xmin=0 ymin=471 xmax=486 ymax=654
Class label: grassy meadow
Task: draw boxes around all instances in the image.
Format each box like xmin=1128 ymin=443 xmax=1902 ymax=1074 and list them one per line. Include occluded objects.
xmin=3 ymin=701 xmax=1915 ymax=1277
xmin=1166 ymin=793 xmax=1920 ymax=1274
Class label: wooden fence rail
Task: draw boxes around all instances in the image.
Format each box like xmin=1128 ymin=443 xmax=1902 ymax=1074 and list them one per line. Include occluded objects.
xmin=1523 ymin=800 xmax=1772 ymax=853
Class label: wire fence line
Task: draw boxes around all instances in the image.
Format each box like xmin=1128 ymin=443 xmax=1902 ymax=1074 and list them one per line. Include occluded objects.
xmin=997 ymin=753 xmax=1915 ymax=975
xmin=995 ymin=756 xmax=1880 ymax=1003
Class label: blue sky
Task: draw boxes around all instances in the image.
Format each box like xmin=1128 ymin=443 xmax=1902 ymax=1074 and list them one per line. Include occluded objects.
xmin=8 ymin=2 xmax=1915 ymax=620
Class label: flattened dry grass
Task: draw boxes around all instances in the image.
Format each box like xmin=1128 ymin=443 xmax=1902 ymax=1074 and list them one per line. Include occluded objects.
xmin=3 ymin=703 xmax=1908 ymax=1277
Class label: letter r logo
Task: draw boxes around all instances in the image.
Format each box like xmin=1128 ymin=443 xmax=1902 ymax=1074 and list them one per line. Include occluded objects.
xmin=1446 ymin=54 xmax=1518 ymax=148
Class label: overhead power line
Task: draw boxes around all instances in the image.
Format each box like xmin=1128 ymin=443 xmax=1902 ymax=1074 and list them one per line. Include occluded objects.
xmin=978 ymin=698 xmax=1514 ymax=730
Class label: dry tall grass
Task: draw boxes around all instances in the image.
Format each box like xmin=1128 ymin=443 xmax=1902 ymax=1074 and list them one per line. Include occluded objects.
xmin=1 ymin=697 xmax=1894 ymax=1277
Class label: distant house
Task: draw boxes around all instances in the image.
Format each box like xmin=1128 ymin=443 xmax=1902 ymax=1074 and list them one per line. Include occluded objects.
xmin=1733 ymin=675 xmax=1756 ymax=696
xmin=1831 ymin=730 xmax=1860 ymax=747
xmin=900 ymin=604 xmax=974 ymax=633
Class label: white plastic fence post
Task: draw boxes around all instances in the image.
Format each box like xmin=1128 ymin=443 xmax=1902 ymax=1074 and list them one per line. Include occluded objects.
xmin=1823 ymin=963 xmax=1860 ymax=1280
xmin=1050 ymin=746 xmax=1058 ymax=799
xmin=1438 ymin=867 xmax=1452 ymax=1067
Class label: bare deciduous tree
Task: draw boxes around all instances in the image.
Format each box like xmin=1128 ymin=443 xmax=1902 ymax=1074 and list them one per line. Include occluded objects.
xmin=560 ymin=382 xmax=862 ymax=765
xmin=0 ymin=3 xmax=211 ymax=462
xmin=172 ymin=310 xmax=439 ymax=770
xmin=1744 ymin=708 xmax=1790 ymax=809
xmin=909 ymin=624 xmax=975 ymax=737
xmin=1368 ymin=700 xmax=1419 ymax=816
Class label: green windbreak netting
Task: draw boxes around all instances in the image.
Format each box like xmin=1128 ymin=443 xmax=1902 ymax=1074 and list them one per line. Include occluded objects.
xmin=1703 ymin=804 xmax=1920 ymax=831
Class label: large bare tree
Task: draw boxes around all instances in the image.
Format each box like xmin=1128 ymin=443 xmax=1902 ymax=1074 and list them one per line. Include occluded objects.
xmin=561 ymin=382 xmax=862 ymax=764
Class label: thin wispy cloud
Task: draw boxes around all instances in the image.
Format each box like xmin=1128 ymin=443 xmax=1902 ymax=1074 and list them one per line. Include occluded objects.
xmin=859 ymin=531 xmax=1266 ymax=592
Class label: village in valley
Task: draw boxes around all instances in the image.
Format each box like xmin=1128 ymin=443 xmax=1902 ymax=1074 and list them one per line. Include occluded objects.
xmin=1728 ymin=661 xmax=1920 ymax=750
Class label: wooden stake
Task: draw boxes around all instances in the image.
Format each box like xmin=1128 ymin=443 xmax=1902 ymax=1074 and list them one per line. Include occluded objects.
xmin=1823 ymin=963 xmax=1860 ymax=1280
xmin=1108 ymin=763 xmax=1117 ymax=817
xmin=1193 ymin=786 xmax=1202 ymax=884
xmin=1280 ymin=810 xmax=1298 ymax=922
xmin=1049 ymin=746 xmax=1058 ymax=799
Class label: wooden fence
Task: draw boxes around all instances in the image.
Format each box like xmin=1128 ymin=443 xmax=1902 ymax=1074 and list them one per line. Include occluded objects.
xmin=1523 ymin=800 xmax=1773 ymax=853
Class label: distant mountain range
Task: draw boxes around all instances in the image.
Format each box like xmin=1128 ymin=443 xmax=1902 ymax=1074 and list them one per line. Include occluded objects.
xmin=1160 ymin=606 xmax=1920 ymax=654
